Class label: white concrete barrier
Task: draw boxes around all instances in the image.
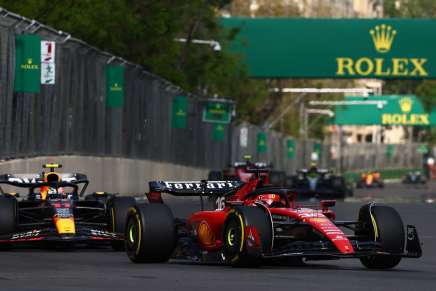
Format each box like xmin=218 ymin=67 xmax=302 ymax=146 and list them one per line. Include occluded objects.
xmin=0 ymin=156 xmax=209 ymax=195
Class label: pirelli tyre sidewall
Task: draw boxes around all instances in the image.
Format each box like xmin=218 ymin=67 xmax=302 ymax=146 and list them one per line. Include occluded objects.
xmin=0 ymin=195 xmax=17 ymax=235
xmin=223 ymin=206 xmax=272 ymax=267
xmin=0 ymin=196 xmax=17 ymax=250
xmin=356 ymin=203 xmax=404 ymax=269
xmin=108 ymin=196 xmax=136 ymax=251
xmin=125 ymin=204 xmax=176 ymax=263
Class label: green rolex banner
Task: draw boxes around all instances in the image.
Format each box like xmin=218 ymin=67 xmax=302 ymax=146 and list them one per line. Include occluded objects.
xmin=106 ymin=65 xmax=125 ymax=108
xmin=213 ymin=124 xmax=225 ymax=141
xmin=287 ymin=139 xmax=295 ymax=159
xmin=257 ymin=132 xmax=267 ymax=153
xmin=14 ymin=34 xmax=41 ymax=93
xmin=172 ymin=95 xmax=188 ymax=129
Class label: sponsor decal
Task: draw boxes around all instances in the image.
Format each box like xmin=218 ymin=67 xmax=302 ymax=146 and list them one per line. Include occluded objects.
xmin=7 ymin=176 xmax=77 ymax=184
xmin=163 ymin=181 xmax=240 ymax=190
xmin=309 ymin=217 xmax=329 ymax=223
xmin=336 ymin=24 xmax=428 ymax=77
xmin=331 ymin=235 xmax=346 ymax=242
xmin=56 ymin=208 xmax=72 ymax=218
xmin=41 ymin=41 xmax=56 ymax=85
xmin=381 ymin=97 xmax=429 ymax=125
xmin=20 ymin=58 xmax=39 ymax=70
xmin=11 ymin=230 xmax=41 ymax=240
xmin=90 ymin=229 xmax=117 ymax=238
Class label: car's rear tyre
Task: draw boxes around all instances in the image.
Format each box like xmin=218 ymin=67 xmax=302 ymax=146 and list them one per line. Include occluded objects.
xmin=269 ymin=171 xmax=286 ymax=187
xmin=108 ymin=196 xmax=136 ymax=251
xmin=0 ymin=196 xmax=17 ymax=250
xmin=223 ymin=206 xmax=272 ymax=267
xmin=208 ymin=171 xmax=223 ymax=181
xmin=125 ymin=204 xmax=176 ymax=263
xmin=356 ymin=203 xmax=404 ymax=269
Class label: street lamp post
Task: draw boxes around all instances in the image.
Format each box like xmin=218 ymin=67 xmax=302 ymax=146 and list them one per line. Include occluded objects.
xmin=308 ymin=99 xmax=386 ymax=174
xmin=174 ymin=38 xmax=222 ymax=51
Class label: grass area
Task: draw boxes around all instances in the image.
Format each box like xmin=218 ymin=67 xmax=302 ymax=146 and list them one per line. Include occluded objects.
xmin=344 ymin=168 xmax=421 ymax=182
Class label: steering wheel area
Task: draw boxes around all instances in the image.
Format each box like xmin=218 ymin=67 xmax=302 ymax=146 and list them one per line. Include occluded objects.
xmin=243 ymin=188 xmax=291 ymax=208
xmin=29 ymin=181 xmax=79 ymax=201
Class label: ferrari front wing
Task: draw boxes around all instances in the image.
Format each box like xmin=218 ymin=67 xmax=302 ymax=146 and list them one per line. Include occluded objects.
xmin=263 ymin=225 xmax=422 ymax=260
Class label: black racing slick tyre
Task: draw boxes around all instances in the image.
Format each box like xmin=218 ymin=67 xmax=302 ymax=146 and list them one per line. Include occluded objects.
xmin=0 ymin=196 xmax=16 ymax=234
xmin=356 ymin=203 xmax=405 ymax=269
xmin=125 ymin=204 xmax=176 ymax=263
xmin=223 ymin=206 xmax=272 ymax=267
xmin=108 ymin=196 xmax=136 ymax=251
xmin=0 ymin=196 xmax=17 ymax=250
xmin=208 ymin=171 xmax=223 ymax=181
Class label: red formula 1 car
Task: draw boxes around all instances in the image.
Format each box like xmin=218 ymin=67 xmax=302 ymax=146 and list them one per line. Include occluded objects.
xmin=208 ymin=156 xmax=286 ymax=187
xmin=0 ymin=164 xmax=135 ymax=249
xmin=125 ymin=172 xmax=422 ymax=269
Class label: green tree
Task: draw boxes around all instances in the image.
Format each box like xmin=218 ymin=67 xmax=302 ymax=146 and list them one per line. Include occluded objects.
xmin=0 ymin=0 xmax=267 ymax=122
xmin=384 ymin=0 xmax=436 ymax=113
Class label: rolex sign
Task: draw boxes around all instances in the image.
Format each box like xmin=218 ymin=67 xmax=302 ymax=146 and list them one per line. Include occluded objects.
xmin=221 ymin=18 xmax=436 ymax=79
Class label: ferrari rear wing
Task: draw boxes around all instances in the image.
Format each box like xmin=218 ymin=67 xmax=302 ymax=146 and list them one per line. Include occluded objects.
xmin=149 ymin=180 xmax=244 ymax=196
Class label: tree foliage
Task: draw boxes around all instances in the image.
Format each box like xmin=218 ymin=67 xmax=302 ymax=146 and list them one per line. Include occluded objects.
xmin=384 ymin=0 xmax=436 ymax=112
xmin=0 ymin=0 xmax=267 ymax=121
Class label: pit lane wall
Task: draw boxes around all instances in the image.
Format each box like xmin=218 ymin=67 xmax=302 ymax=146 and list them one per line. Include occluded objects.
xmin=0 ymin=156 xmax=208 ymax=194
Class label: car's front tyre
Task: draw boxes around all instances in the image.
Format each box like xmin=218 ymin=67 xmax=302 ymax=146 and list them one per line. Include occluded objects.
xmin=222 ymin=206 xmax=272 ymax=267
xmin=356 ymin=203 xmax=404 ymax=269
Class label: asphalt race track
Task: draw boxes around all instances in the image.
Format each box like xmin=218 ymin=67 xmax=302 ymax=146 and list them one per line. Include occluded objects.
xmin=0 ymin=183 xmax=435 ymax=291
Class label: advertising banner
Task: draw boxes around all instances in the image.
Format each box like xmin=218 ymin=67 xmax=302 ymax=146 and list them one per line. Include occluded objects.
xmin=257 ymin=131 xmax=267 ymax=153
xmin=106 ymin=65 xmax=125 ymax=108
xmin=334 ymin=95 xmax=434 ymax=126
xmin=172 ymin=95 xmax=188 ymax=129
xmin=14 ymin=34 xmax=41 ymax=93
xmin=222 ymin=18 xmax=436 ymax=79
xmin=41 ymin=41 xmax=55 ymax=85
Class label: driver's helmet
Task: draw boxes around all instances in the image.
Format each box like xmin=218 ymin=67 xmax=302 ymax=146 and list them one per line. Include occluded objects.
xmin=40 ymin=172 xmax=64 ymax=200
xmin=255 ymin=194 xmax=284 ymax=207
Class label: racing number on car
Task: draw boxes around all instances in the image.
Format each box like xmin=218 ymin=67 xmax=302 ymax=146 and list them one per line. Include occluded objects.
xmin=215 ymin=196 xmax=225 ymax=210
